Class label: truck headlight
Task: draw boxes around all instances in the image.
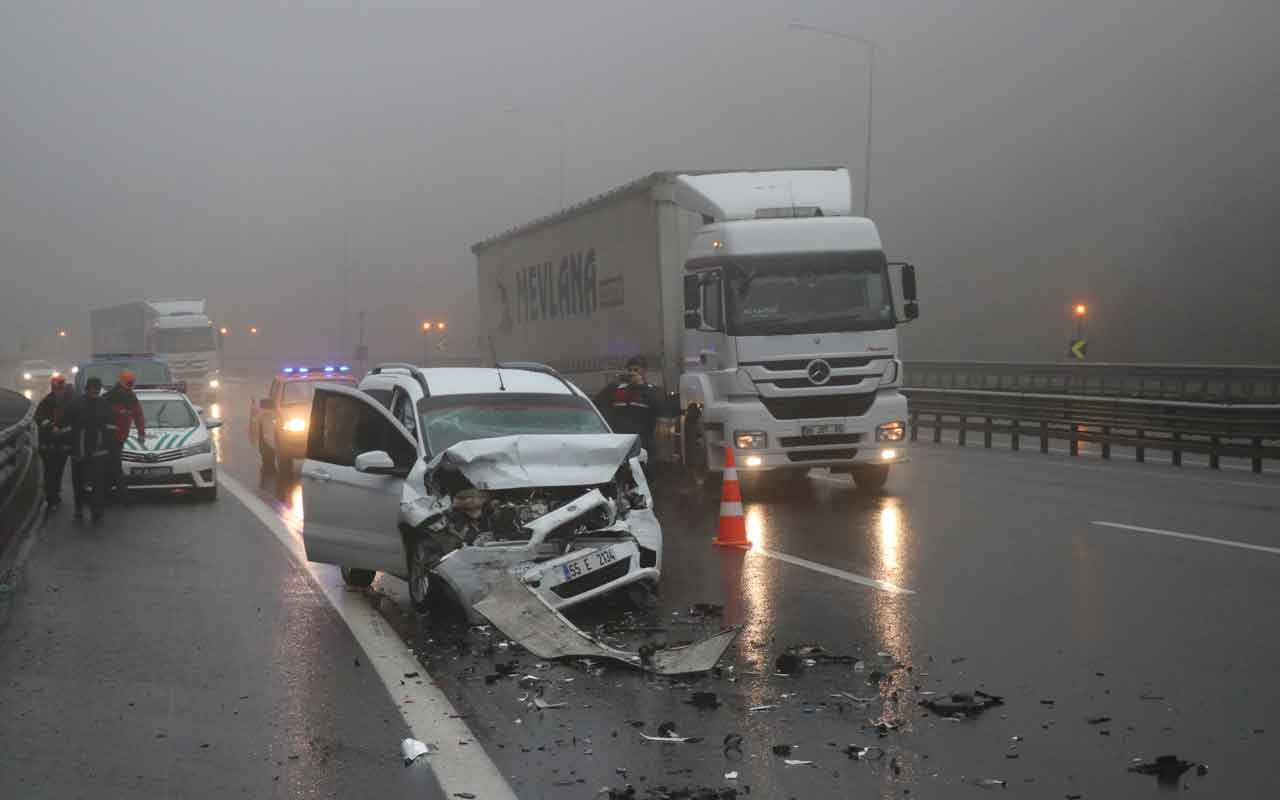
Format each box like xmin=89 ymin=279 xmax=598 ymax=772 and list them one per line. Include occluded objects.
xmin=876 ymin=421 xmax=906 ymax=442
xmin=71 ymin=365 xmax=79 ymax=374
xmin=878 ymin=360 xmax=900 ymax=385
xmin=283 ymin=417 xmax=307 ymax=433
xmin=22 ymin=372 xmax=32 ymax=381
xmin=734 ymin=431 xmax=768 ymax=449
xmin=208 ymin=378 xmax=220 ymax=389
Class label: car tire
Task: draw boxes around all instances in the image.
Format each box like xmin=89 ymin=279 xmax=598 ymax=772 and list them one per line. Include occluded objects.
xmin=340 ymin=567 xmax=376 ymax=588
xmin=405 ymin=533 xmax=434 ymax=614
xmin=196 ymin=485 xmax=217 ymax=502
xmin=851 ymin=465 xmax=890 ymax=493
xmin=259 ymin=436 xmax=275 ymax=473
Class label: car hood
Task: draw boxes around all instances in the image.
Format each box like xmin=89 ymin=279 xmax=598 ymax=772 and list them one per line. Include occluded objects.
xmin=125 ymin=426 xmax=206 ymax=453
xmin=430 ymin=434 xmax=638 ymax=490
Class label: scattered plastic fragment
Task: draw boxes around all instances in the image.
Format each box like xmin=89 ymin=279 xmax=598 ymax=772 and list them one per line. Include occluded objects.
xmin=401 ymin=738 xmax=438 ymax=765
xmin=784 ymin=759 xmax=815 ymax=767
xmin=1085 ymin=716 xmax=1112 ymax=725
xmin=775 ymin=653 xmax=802 ymax=675
xmin=845 ymin=745 xmax=886 ymax=760
xmin=967 ymin=777 xmax=1006 ymax=788
xmin=919 ymin=690 xmax=1004 ymax=717
xmin=686 ymin=691 xmax=720 ymax=709
xmin=1128 ymin=755 xmax=1196 ymax=784
xmin=771 ymin=744 xmax=794 ymax=757
xmin=534 ymin=697 xmax=567 ymax=710
xmin=724 ymin=771 xmax=738 ymax=780
xmin=748 ymin=704 xmax=778 ymax=713
xmin=639 ymin=732 xmax=701 ymax=744
xmin=723 ymin=734 xmax=744 ymax=749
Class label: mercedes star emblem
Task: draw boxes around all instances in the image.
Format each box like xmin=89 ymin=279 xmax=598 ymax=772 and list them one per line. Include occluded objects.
xmin=806 ymin=359 xmax=832 ymax=385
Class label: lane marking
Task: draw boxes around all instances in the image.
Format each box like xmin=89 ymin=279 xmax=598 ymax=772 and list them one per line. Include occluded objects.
xmin=220 ymin=474 xmax=517 ymax=800
xmin=752 ymin=547 xmax=914 ymax=595
xmin=1092 ymin=521 xmax=1280 ymax=557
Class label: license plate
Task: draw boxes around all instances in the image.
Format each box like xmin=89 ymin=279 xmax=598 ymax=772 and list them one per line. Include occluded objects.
xmin=802 ymin=423 xmax=845 ymax=437
xmin=560 ymin=546 xmax=620 ymax=582
xmin=132 ymin=466 xmax=173 ymax=476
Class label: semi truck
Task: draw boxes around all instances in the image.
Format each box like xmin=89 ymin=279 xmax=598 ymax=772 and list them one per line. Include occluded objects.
xmin=90 ymin=298 xmax=222 ymax=402
xmin=472 ymin=167 xmax=920 ymax=490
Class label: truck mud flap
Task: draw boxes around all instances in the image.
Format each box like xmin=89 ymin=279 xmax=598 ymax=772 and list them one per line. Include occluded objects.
xmin=473 ymin=572 xmax=738 ymax=676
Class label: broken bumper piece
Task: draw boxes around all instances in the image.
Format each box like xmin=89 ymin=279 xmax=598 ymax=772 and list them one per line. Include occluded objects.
xmin=473 ymin=572 xmax=739 ymax=675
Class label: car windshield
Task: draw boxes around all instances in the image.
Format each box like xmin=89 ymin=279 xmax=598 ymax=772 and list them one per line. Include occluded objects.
xmin=81 ymin=361 xmax=172 ymax=388
xmin=154 ymin=327 xmax=216 ymax=353
xmin=724 ymin=251 xmax=893 ymax=336
xmin=139 ymin=398 xmax=198 ymax=429
xmin=417 ymin=393 xmax=608 ymax=454
xmin=282 ymin=377 xmax=354 ymax=405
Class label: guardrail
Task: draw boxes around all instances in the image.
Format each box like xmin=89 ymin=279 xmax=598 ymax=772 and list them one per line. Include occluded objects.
xmin=904 ymin=388 xmax=1280 ymax=473
xmin=0 ymin=390 xmax=42 ymax=559
xmin=904 ymin=361 xmax=1280 ymax=403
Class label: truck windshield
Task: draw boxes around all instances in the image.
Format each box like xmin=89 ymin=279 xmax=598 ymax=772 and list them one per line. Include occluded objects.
xmin=417 ymin=393 xmax=608 ymax=455
xmin=80 ymin=361 xmax=172 ymax=389
xmin=155 ymin=328 xmax=216 ymax=353
xmin=724 ymin=252 xmax=893 ymax=336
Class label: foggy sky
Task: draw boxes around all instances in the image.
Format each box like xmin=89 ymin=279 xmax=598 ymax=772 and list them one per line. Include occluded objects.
xmin=3 ymin=0 xmax=1279 ymax=365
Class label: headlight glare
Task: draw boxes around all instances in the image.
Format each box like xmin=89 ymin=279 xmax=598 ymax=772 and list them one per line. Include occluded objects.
xmin=283 ymin=417 xmax=307 ymax=433
xmin=734 ymin=431 xmax=768 ymax=449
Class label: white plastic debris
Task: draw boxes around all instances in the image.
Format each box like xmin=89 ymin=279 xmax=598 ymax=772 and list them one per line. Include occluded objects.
xmin=401 ymin=738 xmax=438 ymax=765
xmin=784 ymin=759 xmax=816 ymax=767
xmin=534 ymin=696 xmax=567 ymax=710
xmin=724 ymin=771 xmax=739 ymax=780
xmin=639 ymin=733 xmax=700 ymax=743
xmin=749 ymin=704 xmax=779 ymax=713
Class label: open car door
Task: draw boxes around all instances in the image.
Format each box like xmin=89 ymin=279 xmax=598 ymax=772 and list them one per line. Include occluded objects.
xmin=300 ymin=382 xmax=417 ymax=576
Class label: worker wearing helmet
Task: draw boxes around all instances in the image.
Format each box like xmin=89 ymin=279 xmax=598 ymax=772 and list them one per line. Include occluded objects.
xmin=65 ymin=376 xmax=113 ymax=521
xmin=34 ymin=374 xmax=74 ymax=508
xmin=104 ymin=371 xmax=146 ymax=506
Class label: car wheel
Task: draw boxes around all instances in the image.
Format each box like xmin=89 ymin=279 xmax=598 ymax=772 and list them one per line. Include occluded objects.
xmin=851 ymin=465 xmax=890 ymax=493
xmin=195 ymin=486 xmax=217 ymax=502
xmin=405 ymin=534 xmax=433 ymax=613
xmin=259 ymin=436 xmax=275 ymax=473
xmin=340 ymin=567 xmax=376 ymax=588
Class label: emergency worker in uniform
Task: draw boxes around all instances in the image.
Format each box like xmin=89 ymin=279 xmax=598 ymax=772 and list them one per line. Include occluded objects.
xmin=104 ymin=371 xmax=146 ymax=506
xmin=65 ymin=377 xmax=113 ymax=521
xmin=596 ymin=355 xmax=661 ymax=457
xmin=34 ymin=374 xmax=74 ymax=508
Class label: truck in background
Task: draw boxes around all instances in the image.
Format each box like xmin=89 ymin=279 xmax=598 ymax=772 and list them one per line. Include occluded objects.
xmin=90 ymin=298 xmax=221 ymax=403
xmin=472 ymin=167 xmax=920 ymax=491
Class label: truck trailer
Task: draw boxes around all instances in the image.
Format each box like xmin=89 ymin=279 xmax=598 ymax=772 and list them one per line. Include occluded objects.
xmin=472 ymin=167 xmax=919 ymax=490
xmin=90 ymin=298 xmax=222 ymax=402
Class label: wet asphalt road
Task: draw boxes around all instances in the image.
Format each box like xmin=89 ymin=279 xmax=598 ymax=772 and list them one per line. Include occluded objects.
xmin=3 ymin=377 xmax=1279 ymax=799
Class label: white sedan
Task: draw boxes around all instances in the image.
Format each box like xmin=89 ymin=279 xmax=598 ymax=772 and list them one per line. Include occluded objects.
xmin=122 ymin=389 xmax=222 ymax=500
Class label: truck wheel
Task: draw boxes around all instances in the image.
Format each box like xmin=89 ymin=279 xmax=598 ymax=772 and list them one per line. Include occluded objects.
xmin=259 ymin=437 xmax=275 ymax=473
xmin=405 ymin=534 xmax=433 ymax=614
xmin=851 ymin=465 xmax=890 ymax=493
xmin=340 ymin=567 xmax=376 ymax=588
xmin=682 ymin=409 xmax=715 ymax=493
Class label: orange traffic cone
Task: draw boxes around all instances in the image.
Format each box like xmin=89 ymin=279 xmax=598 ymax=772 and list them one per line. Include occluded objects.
xmin=712 ymin=447 xmax=750 ymax=549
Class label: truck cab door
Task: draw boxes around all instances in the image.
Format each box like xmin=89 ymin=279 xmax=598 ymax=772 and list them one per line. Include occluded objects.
xmin=683 ymin=269 xmax=728 ymax=372
xmin=300 ymin=383 xmax=418 ymax=576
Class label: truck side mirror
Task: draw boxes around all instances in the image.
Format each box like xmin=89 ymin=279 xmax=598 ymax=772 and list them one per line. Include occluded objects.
xmin=683 ymin=275 xmax=700 ymax=311
xmin=902 ymin=263 xmax=918 ymax=301
xmin=904 ymin=301 xmax=920 ymax=320
xmin=683 ymin=310 xmax=702 ymax=330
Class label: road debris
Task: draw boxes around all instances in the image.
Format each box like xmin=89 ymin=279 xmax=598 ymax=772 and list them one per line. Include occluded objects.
xmin=845 ymin=744 xmax=886 ymax=760
xmin=400 ymin=738 xmax=438 ymax=765
xmin=1128 ymin=755 xmax=1199 ymax=784
xmin=771 ymin=744 xmax=795 ymax=756
xmin=474 ymin=573 xmax=739 ymax=675
xmin=685 ymin=691 xmax=720 ymax=709
xmin=533 ymin=696 xmax=567 ymax=710
xmin=1085 ymin=716 xmax=1112 ymax=725
xmin=967 ymin=777 xmax=1007 ymax=788
xmin=919 ymin=690 xmax=1004 ymax=717
xmin=784 ymin=759 xmax=816 ymax=767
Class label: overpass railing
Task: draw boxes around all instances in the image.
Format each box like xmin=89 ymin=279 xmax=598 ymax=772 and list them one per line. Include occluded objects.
xmin=0 ymin=391 xmax=42 ymax=561
xmin=904 ymin=388 xmax=1280 ymax=474
xmin=904 ymin=361 xmax=1280 ymax=403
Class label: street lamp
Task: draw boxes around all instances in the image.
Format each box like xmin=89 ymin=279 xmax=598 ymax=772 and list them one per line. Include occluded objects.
xmin=249 ymin=326 xmax=259 ymax=335
xmin=219 ymin=326 xmax=229 ymax=335
xmin=504 ymin=106 xmax=566 ymax=211
xmin=788 ymin=21 xmax=876 ymax=216
xmin=57 ymin=329 xmax=67 ymax=338
xmin=1073 ymin=303 xmax=1088 ymax=340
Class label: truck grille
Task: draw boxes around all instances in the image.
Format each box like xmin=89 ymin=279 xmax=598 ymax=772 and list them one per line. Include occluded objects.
xmin=769 ymin=375 xmax=871 ymax=390
xmin=743 ymin=355 xmax=890 ymax=372
xmin=786 ymin=449 xmax=858 ymax=462
xmin=761 ymin=393 xmax=877 ymax=420
xmin=779 ymin=433 xmax=864 ymax=447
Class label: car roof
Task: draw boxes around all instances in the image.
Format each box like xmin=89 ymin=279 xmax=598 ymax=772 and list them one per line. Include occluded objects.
xmin=422 ymin=367 xmax=574 ymax=397
xmin=135 ymin=390 xmax=188 ymax=402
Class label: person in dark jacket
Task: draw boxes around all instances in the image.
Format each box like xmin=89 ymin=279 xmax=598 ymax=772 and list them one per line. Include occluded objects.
xmin=65 ymin=377 xmax=113 ymax=521
xmin=596 ymin=355 xmax=661 ymax=456
xmin=34 ymin=374 xmax=74 ymax=508
xmin=104 ymin=371 xmax=146 ymax=506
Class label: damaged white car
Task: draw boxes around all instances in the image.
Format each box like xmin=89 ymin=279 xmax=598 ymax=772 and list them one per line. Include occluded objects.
xmin=299 ymin=363 xmax=662 ymax=618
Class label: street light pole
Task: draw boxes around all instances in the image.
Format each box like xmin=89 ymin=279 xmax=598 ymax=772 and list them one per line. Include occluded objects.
xmin=787 ymin=22 xmax=877 ymax=216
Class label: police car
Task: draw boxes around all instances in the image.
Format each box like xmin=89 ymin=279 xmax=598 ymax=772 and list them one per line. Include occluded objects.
xmin=248 ymin=364 xmax=357 ymax=473
xmin=122 ymin=388 xmax=222 ymax=500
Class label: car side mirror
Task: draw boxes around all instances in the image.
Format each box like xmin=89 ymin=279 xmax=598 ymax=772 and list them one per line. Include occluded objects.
xmin=683 ymin=310 xmax=702 ymax=330
xmin=205 ymin=419 xmax=223 ymax=429
xmin=355 ymin=449 xmax=406 ymax=476
xmin=259 ymin=398 xmax=275 ymax=410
